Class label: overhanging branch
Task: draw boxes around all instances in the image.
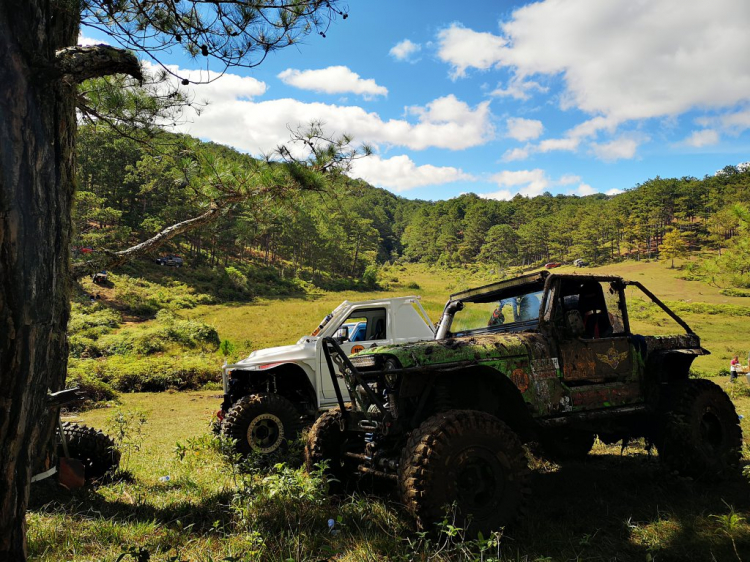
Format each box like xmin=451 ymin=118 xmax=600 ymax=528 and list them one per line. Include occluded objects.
xmin=56 ymin=45 xmax=142 ymax=85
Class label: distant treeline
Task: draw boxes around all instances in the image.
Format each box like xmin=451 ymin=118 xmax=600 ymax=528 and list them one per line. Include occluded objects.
xmin=76 ymin=125 xmax=750 ymax=284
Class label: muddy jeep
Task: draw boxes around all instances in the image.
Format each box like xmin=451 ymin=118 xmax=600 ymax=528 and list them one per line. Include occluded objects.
xmin=305 ymin=271 xmax=742 ymax=536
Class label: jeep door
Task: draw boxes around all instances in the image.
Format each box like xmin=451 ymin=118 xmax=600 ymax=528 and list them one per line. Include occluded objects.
xmin=320 ymin=306 xmax=390 ymax=400
xmin=551 ymin=278 xmax=644 ymax=412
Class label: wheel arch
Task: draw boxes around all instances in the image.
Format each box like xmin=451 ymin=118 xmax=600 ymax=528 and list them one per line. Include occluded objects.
xmin=428 ymin=365 xmax=535 ymax=441
xmin=227 ymin=362 xmax=317 ymax=414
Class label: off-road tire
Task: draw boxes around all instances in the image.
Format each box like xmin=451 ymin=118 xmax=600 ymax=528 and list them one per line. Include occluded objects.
xmin=399 ymin=410 xmax=530 ymax=537
xmin=57 ymin=422 xmax=121 ymax=480
xmin=304 ymin=407 xmax=359 ymax=493
xmin=222 ymin=393 xmax=301 ymax=456
xmin=538 ymin=429 xmax=596 ymax=462
xmin=658 ymin=379 xmax=742 ymax=480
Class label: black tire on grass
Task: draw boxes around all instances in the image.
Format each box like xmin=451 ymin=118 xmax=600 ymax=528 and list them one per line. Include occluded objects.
xmin=57 ymin=422 xmax=121 ymax=480
xmin=398 ymin=410 xmax=530 ymax=537
xmin=222 ymin=393 xmax=301 ymax=456
xmin=658 ymin=379 xmax=742 ymax=480
xmin=304 ymin=407 xmax=361 ymax=493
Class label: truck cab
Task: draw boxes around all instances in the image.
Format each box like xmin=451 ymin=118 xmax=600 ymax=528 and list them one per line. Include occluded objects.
xmin=218 ymin=296 xmax=434 ymax=456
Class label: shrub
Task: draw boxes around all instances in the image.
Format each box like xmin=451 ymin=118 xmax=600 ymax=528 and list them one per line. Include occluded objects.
xmin=65 ymin=367 xmax=117 ymax=402
xmin=70 ymin=355 xmax=219 ymax=392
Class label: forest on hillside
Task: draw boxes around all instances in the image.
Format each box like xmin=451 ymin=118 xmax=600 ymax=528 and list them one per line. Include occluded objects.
xmin=75 ymin=124 xmax=750 ymax=291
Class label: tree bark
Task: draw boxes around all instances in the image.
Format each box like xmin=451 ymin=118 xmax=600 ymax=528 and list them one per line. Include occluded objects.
xmin=0 ymin=1 xmax=77 ymax=558
xmin=0 ymin=2 xmax=141 ymax=558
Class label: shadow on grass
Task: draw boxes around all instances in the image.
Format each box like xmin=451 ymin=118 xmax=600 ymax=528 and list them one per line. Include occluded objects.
xmin=27 ymin=452 xmax=750 ymax=561
xmin=514 ymin=451 xmax=750 ymax=562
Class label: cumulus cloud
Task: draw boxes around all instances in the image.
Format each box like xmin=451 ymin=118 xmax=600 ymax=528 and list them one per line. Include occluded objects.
xmin=390 ymin=39 xmax=421 ymax=61
xmin=349 ymin=155 xmax=474 ymax=191
xmin=538 ymin=137 xmax=579 ymax=153
xmin=502 ymin=147 xmax=530 ymax=162
xmin=482 ymin=169 xmax=603 ymax=199
xmin=486 ymin=169 xmax=550 ymax=198
xmin=575 ymin=183 xmax=597 ymax=196
xmin=169 ymin=67 xmax=493 ymax=154
xmin=144 ymin=61 xmax=267 ymax=105
xmin=278 ymin=66 xmax=387 ymax=98
xmin=506 ymin=117 xmax=543 ymax=141
xmin=591 ymin=137 xmax=640 ymax=161
xmin=606 ymin=188 xmax=625 ymax=196
xmin=437 ymin=24 xmax=508 ymax=79
xmin=490 ymin=76 xmax=547 ymax=100
xmin=78 ymin=34 xmax=108 ymax=46
xmin=558 ymin=174 xmax=582 ymax=185
xmin=439 ymin=1 xmax=750 ymax=126
xmin=684 ymin=129 xmax=720 ymax=147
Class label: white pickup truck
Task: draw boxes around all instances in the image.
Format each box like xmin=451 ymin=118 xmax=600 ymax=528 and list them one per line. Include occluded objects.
xmin=217 ymin=296 xmax=434 ymax=456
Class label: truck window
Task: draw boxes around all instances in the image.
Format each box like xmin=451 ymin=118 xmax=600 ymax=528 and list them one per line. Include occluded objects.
xmin=339 ymin=308 xmax=387 ymax=341
xmin=557 ymin=280 xmax=626 ymax=338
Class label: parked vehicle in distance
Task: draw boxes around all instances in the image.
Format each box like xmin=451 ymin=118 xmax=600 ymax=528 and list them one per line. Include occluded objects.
xmin=155 ymin=254 xmax=183 ymax=267
xmin=218 ymin=296 xmax=435 ymax=457
xmin=307 ymin=271 xmax=741 ymax=537
xmin=544 ymin=262 xmax=562 ymax=269
xmin=92 ymin=270 xmax=108 ymax=285
xmin=573 ymin=258 xmax=588 ymax=267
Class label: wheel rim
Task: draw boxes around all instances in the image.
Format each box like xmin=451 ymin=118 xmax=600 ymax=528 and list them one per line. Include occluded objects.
xmin=699 ymin=409 xmax=723 ymax=452
xmin=454 ymin=447 xmax=505 ymax=517
xmin=247 ymin=413 xmax=285 ymax=453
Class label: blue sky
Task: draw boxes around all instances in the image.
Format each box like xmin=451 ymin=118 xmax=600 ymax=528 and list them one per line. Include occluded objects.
xmin=82 ymin=0 xmax=750 ymax=201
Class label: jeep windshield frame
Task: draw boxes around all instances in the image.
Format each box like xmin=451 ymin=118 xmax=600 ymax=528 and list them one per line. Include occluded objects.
xmin=437 ymin=272 xmax=549 ymax=339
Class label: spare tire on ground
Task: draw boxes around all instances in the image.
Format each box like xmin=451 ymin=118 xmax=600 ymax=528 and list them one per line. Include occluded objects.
xmin=57 ymin=422 xmax=121 ymax=480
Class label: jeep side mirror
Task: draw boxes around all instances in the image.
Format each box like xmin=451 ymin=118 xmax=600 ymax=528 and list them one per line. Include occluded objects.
xmin=334 ymin=326 xmax=349 ymax=343
xmin=566 ymin=310 xmax=585 ymax=338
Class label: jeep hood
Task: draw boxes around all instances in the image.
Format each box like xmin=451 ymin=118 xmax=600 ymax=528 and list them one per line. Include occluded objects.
xmin=360 ymin=332 xmax=548 ymax=369
xmin=227 ymin=338 xmax=317 ymax=370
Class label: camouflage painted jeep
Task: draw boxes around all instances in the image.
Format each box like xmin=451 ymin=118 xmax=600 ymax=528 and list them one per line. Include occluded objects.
xmin=305 ymin=271 xmax=742 ymax=536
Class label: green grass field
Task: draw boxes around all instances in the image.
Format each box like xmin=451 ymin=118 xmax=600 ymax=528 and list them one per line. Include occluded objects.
xmin=27 ymin=260 xmax=750 ymax=561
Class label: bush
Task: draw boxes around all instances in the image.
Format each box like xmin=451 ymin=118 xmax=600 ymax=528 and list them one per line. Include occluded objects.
xmin=69 ymin=355 xmax=219 ymax=392
xmin=65 ymin=368 xmax=117 ymax=402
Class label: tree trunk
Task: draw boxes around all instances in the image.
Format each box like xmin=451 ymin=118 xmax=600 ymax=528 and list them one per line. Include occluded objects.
xmin=0 ymin=1 xmax=77 ymax=559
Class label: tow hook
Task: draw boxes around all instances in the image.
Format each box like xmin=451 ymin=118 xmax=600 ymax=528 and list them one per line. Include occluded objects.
xmin=358 ymin=419 xmax=380 ymax=431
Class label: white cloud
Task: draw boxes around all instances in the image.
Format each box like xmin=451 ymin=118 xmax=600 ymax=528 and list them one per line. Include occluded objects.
xmin=717 ymin=109 xmax=750 ymax=133
xmin=502 ymin=147 xmax=530 ymax=162
xmin=439 ymin=2 xmax=750 ymax=124
xmin=490 ymin=76 xmax=547 ymax=100
xmin=559 ymin=174 xmax=582 ymax=185
xmin=482 ymin=189 xmax=515 ymax=201
xmin=169 ymin=66 xmax=493 ymax=154
xmin=538 ymin=137 xmax=579 ymax=153
xmin=576 ymin=183 xmax=597 ymax=196
xmin=437 ymin=24 xmax=508 ymax=79
xmin=278 ymin=66 xmax=387 ymax=98
xmin=591 ymin=137 xmax=640 ymax=162
xmin=78 ymin=34 xmax=108 ymax=46
xmin=506 ymin=117 xmax=543 ymax=141
xmin=154 ymin=62 xmax=267 ymax=104
xmin=487 ymin=169 xmax=550 ymax=197
xmin=390 ymin=39 xmax=421 ymax=61
xmin=684 ymin=129 xmax=720 ymax=147
xmin=606 ymin=188 xmax=625 ymax=195
xmin=349 ymin=155 xmax=474 ymax=191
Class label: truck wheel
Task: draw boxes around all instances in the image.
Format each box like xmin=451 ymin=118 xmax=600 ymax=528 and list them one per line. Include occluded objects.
xmin=305 ymin=407 xmax=360 ymax=493
xmin=538 ymin=429 xmax=595 ymax=462
xmin=222 ymin=393 xmax=301 ymax=456
xmin=658 ymin=379 xmax=742 ymax=480
xmin=399 ymin=410 xmax=530 ymax=537
xmin=57 ymin=422 xmax=121 ymax=480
